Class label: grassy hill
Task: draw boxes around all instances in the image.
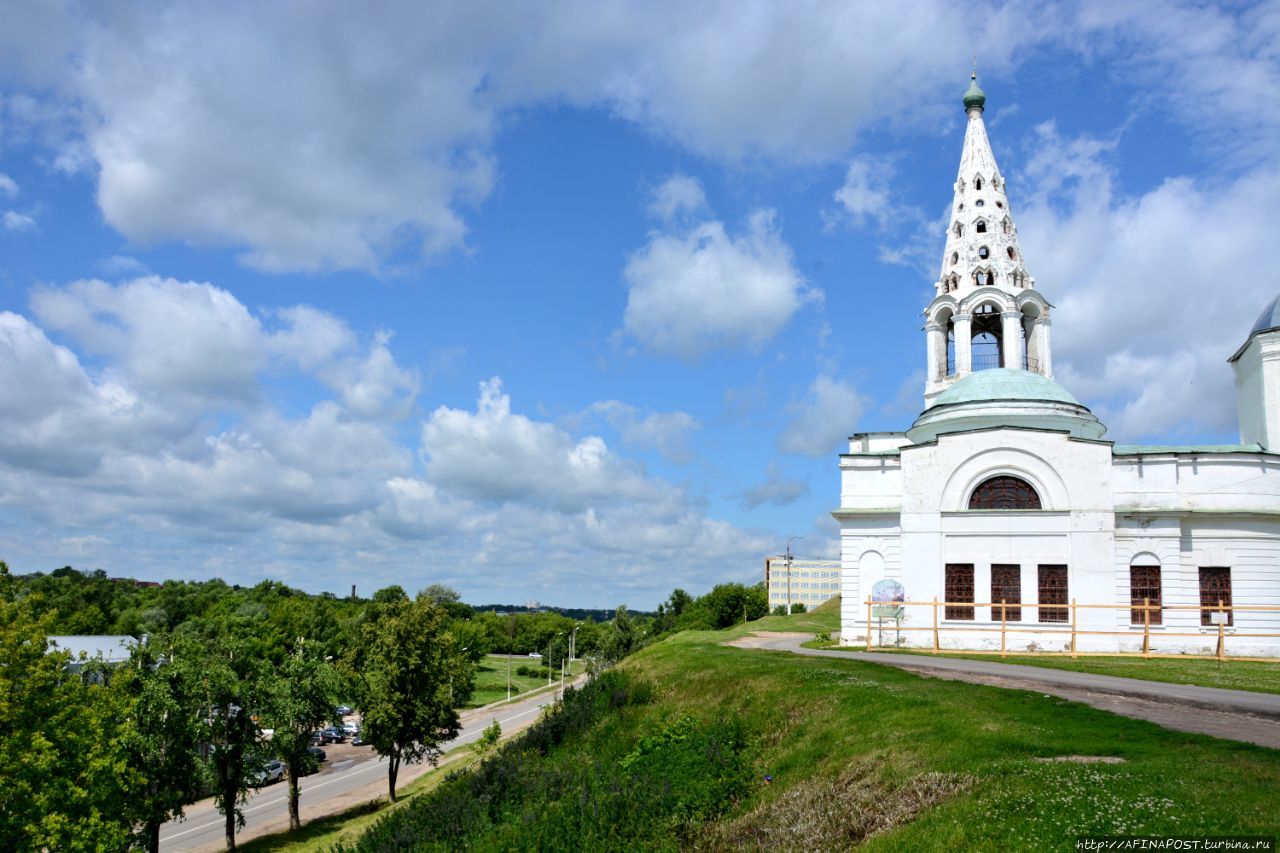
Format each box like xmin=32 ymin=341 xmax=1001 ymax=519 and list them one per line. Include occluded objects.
xmin=333 ymin=599 xmax=1280 ymax=850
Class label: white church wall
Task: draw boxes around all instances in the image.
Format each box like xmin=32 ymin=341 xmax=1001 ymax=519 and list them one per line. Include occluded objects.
xmin=1114 ymin=453 xmax=1280 ymax=514
xmin=1233 ymin=333 xmax=1280 ymax=449
xmin=839 ymin=454 xmax=903 ymax=510
xmin=837 ymin=515 xmax=901 ymax=644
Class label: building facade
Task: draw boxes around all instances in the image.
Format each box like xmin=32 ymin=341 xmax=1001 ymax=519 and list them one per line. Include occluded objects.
xmin=765 ymin=557 xmax=841 ymax=611
xmin=836 ymin=75 xmax=1280 ymax=656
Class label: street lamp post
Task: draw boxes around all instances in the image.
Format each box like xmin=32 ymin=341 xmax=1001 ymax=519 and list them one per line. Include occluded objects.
xmin=785 ymin=536 xmax=803 ymax=616
xmin=547 ymin=632 xmax=562 ymax=687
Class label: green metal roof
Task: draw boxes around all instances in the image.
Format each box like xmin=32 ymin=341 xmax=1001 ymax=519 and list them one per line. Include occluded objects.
xmin=933 ymin=368 xmax=1081 ymax=407
xmin=963 ymin=73 xmax=986 ymax=110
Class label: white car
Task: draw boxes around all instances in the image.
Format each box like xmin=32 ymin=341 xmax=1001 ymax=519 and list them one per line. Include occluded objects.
xmin=342 ymin=720 xmax=359 ymax=735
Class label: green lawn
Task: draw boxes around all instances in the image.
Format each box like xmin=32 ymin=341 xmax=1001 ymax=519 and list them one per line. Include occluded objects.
xmin=465 ymin=655 xmax=586 ymax=708
xmin=872 ymin=649 xmax=1280 ymax=696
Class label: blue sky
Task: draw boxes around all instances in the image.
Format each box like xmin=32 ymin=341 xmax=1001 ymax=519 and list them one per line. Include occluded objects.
xmin=1 ymin=1 xmax=1278 ymax=607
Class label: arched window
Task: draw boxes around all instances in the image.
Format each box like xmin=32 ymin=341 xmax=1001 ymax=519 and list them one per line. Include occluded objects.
xmin=969 ymin=476 xmax=1041 ymax=510
xmin=976 ymin=220 xmax=987 ymax=233
xmin=974 ymin=177 xmax=983 ymax=190
xmin=954 ymin=222 xmax=964 ymax=238
xmin=978 ymin=245 xmax=990 ymax=259
xmin=975 ymin=199 xmax=985 ymax=207
xmin=951 ymin=252 xmax=958 ymax=265
xmin=1007 ymin=247 xmax=1016 ymax=260
xmin=996 ymin=200 xmax=1004 ymax=208
xmin=1002 ymin=218 xmax=1012 ymax=235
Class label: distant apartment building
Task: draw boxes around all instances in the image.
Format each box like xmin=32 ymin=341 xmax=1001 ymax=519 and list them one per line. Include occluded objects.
xmin=764 ymin=557 xmax=841 ymax=611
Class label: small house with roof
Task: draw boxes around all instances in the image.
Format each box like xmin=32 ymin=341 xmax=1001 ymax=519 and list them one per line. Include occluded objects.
xmin=836 ymin=75 xmax=1280 ymax=656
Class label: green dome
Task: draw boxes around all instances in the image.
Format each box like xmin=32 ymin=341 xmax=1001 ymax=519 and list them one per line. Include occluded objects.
xmin=933 ymin=368 xmax=1080 ymax=407
xmin=963 ymin=73 xmax=986 ymax=111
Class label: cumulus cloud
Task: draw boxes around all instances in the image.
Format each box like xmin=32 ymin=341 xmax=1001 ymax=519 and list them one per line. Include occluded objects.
xmin=739 ymin=464 xmax=810 ymax=509
xmin=646 ymin=174 xmax=707 ymax=222
xmin=829 ymin=156 xmax=946 ymax=272
xmin=0 ymin=1 xmax=1036 ymax=273
xmin=623 ymin=200 xmax=817 ymax=359
xmin=581 ymin=400 xmax=699 ymax=464
xmin=0 ymin=288 xmax=770 ymax=604
xmin=422 ymin=377 xmax=670 ymax=511
xmin=0 ymin=174 xmax=17 ymax=197
xmin=778 ymin=374 xmax=868 ymax=457
xmin=1015 ymin=121 xmax=1279 ymax=441
xmin=31 ymin=277 xmax=266 ymax=400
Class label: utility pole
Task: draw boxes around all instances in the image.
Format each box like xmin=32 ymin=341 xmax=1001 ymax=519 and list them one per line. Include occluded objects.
xmin=786 ymin=536 xmax=802 ymax=616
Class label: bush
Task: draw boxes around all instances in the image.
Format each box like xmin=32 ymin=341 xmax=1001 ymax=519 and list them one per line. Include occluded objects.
xmin=341 ymin=671 xmax=750 ymax=851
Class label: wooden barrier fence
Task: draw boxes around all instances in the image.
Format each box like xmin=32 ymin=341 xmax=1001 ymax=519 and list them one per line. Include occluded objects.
xmin=862 ymin=597 xmax=1280 ymax=662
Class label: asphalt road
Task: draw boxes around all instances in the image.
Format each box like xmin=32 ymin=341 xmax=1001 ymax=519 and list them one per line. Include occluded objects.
xmin=160 ymin=680 xmax=580 ymax=851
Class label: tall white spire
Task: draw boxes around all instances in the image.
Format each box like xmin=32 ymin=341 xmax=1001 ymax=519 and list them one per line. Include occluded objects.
xmin=922 ymin=73 xmax=1053 ymax=407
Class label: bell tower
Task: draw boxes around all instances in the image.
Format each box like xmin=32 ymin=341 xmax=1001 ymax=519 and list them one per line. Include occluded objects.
xmin=923 ymin=73 xmax=1054 ymax=407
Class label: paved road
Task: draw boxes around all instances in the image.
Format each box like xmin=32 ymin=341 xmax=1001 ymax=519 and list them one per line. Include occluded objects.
xmin=740 ymin=633 xmax=1280 ymax=717
xmin=160 ymin=679 xmax=582 ymax=851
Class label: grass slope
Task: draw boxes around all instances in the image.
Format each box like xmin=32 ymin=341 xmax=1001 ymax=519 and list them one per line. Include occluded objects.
xmin=872 ymin=650 xmax=1280 ymax=696
xmin=338 ymin=604 xmax=1280 ymax=850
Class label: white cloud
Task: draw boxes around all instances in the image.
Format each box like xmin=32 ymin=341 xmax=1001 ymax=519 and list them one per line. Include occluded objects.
xmin=0 ymin=2 xmax=1038 ymax=273
xmin=829 ymin=156 xmax=946 ymax=273
xmin=583 ymin=400 xmax=699 ymax=464
xmin=740 ymin=464 xmax=810 ymax=509
xmin=624 ymin=206 xmax=817 ymax=359
xmin=96 ymin=254 xmax=150 ymax=277
xmin=646 ymin=174 xmax=707 ymax=222
xmin=2 ymin=210 xmax=36 ymax=231
xmin=1015 ymin=121 xmax=1280 ymax=441
xmin=31 ymin=277 xmax=266 ymax=400
xmin=778 ymin=374 xmax=868 ymax=457
xmin=422 ymin=377 xmax=668 ymax=511
xmin=0 ymin=174 xmax=17 ymax=197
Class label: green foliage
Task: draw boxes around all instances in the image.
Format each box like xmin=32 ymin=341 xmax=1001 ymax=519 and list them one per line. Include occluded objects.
xmin=0 ymin=563 xmax=139 ymax=850
xmin=115 ymin=636 xmax=209 ymax=852
xmin=266 ymin=643 xmax=341 ymax=831
xmin=338 ymin=670 xmax=749 ymax=852
xmin=359 ymin=594 xmax=474 ymax=801
xmin=199 ymin=636 xmax=276 ymax=851
xmin=677 ymin=582 xmax=769 ymax=630
xmin=470 ymin=719 xmax=502 ymax=757
xmin=791 ymin=602 xmax=807 ymax=614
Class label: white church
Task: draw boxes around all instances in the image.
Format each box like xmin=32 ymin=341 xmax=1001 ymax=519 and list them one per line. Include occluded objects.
xmin=836 ymin=74 xmax=1280 ymax=657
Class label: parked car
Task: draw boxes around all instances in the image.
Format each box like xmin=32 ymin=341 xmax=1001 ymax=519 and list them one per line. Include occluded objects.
xmin=251 ymin=760 xmax=285 ymax=787
xmin=308 ymin=746 xmax=326 ymax=763
xmin=342 ymin=720 xmax=359 ymax=735
xmin=352 ymin=732 xmax=367 ymax=746
xmin=334 ymin=705 xmax=353 ymax=716
xmin=527 ymin=652 xmax=541 ymax=658
xmin=319 ymin=726 xmax=346 ymax=743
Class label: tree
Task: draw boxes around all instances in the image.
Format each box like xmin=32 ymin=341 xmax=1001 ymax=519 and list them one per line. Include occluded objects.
xmin=470 ymin=719 xmax=501 ymax=757
xmin=198 ymin=637 xmax=274 ymax=851
xmin=360 ymin=595 xmax=474 ymax=802
xmin=0 ymin=562 xmax=137 ymax=849
xmin=267 ymin=642 xmax=340 ymax=831
xmin=116 ymin=636 xmax=208 ymax=853
xmin=602 ymin=605 xmax=640 ymax=662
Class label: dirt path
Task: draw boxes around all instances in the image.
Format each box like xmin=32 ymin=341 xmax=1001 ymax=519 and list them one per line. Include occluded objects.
xmin=728 ymin=632 xmax=1280 ymax=750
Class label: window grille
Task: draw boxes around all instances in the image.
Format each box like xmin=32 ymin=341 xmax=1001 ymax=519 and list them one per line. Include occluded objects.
xmin=969 ymin=476 xmax=1041 ymax=510
xmin=1038 ymin=565 xmax=1068 ymax=623
xmin=991 ymin=564 xmax=1021 ymax=621
xmin=945 ymin=564 xmax=974 ymax=620
xmin=1129 ymin=566 xmax=1162 ymax=625
xmin=1199 ymin=567 xmax=1232 ymax=626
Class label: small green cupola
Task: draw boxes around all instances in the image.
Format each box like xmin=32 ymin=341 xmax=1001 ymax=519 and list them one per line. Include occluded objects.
xmin=963 ymin=72 xmax=986 ymax=111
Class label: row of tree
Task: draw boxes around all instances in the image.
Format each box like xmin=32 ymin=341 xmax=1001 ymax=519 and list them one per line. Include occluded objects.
xmin=1 ymin=564 xmax=474 ymax=851
xmin=2 ymin=564 xmax=766 ymax=849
